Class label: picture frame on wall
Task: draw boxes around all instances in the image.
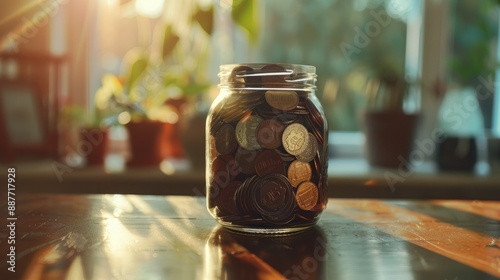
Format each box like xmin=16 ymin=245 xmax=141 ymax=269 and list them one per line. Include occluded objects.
xmin=0 ymin=83 xmax=47 ymax=161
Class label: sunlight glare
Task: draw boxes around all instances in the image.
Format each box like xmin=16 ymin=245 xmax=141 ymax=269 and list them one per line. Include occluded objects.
xmin=118 ymin=111 xmax=131 ymax=125
xmin=135 ymin=0 xmax=165 ymax=18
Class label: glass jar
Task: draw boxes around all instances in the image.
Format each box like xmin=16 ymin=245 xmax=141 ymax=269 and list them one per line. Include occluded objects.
xmin=206 ymin=63 xmax=328 ymax=234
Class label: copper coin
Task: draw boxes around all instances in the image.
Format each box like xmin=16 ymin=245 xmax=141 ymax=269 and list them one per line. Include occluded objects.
xmin=295 ymin=182 xmax=319 ymax=211
xmin=287 ymin=160 xmax=312 ymax=187
xmin=282 ymin=123 xmax=309 ymax=156
xmin=264 ymin=90 xmax=299 ymax=111
xmin=235 ymin=115 xmax=263 ymax=150
xmin=211 ymin=156 xmax=231 ymax=188
xmin=256 ymin=119 xmax=285 ymax=149
xmin=254 ymin=149 xmax=285 ymax=177
xmin=217 ymin=181 xmax=241 ymax=216
xmin=255 ymin=174 xmax=290 ymax=212
xmin=215 ymin=123 xmax=237 ymax=155
xmin=297 ymin=133 xmax=318 ymax=162
xmin=254 ymin=174 xmax=296 ymax=225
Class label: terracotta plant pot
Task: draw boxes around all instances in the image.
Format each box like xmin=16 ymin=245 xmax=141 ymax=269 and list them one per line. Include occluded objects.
xmin=79 ymin=128 xmax=108 ymax=166
xmin=126 ymin=121 xmax=170 ymax=167
xmin=364 ymin=111 xmax=419 ymax=168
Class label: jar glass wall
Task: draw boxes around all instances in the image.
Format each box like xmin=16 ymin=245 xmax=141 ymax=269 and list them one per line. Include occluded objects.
xmin=206 ymin=63 xmax=328 ymax=234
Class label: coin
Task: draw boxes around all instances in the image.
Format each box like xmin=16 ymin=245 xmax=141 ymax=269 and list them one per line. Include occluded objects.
xmin=215 ymin=123 xmax=237 ymax=155
xmin=217 ymin=181 xmax=241 ymax=216
xmin=261 ymin=64 xmax=288 ymax=88
xmin=230 ymin=65 xmax=261 ymax=87
xmin=295 ymin=181 xmax=318 ymax=211
xmin=256 ymin=118 xmax=285 ymax=149
xmin=256 ymin=176 xmax=287 ymax=212
xmin=254 ymin=174 xmax=296 ymax=225
xmin=282 ymin=123 xmax=309 ymax=156
xmin=287 ymin=160 xmax=312 ymax=187
xmin=211 ymin=156 xmax=231 ymax=188
xmin=235 ymin=114 xmax=263 ymax=150
xmin=297 ymin=133 xmax=318 ymax=162
xmin=275 ymin=148 xmax=296 ymax=162
xmin=235 ymin=175 xmax=260 ymax=217
xmin=254 ymin=149 xmax=285 ymax=177
xmin=265 ymin=90 xmax=299 ymax=111
xmin=229 ymin=65 xmax=251 ymax=87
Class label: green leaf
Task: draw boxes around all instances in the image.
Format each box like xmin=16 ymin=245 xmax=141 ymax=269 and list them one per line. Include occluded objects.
xmin=162 ymin=25 xmax=180 ymax=60
xmin=126 ymin=56 xmax=149 ymax=89
xmin=194 ymin=6 xmax=214 ymax=35
xmin=232 ymin=0 xmax=258 ymax=43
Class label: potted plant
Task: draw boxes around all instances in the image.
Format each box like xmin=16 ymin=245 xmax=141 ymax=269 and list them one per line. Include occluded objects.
xmin=95 ymin=63 xmax=185 ymax=167
xmin=95 ymin=0 xmax=257 ymax=167
xmin=363 ymin=71 xmax=420 ymax=168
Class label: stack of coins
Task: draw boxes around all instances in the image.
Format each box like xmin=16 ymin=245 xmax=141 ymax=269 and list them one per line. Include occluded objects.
xmin=208 ymin=64 xmax=328 ymax=229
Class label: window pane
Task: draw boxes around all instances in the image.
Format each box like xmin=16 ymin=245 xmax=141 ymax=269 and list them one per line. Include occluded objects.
xmin=257 ymin=0 xmax=413 ymax=131
xmin=448 ymin=0 xmax=499 ymax=131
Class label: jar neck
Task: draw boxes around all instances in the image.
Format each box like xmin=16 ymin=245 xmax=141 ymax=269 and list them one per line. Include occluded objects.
xmin=218 ymin=63 xmax=317 ymax=92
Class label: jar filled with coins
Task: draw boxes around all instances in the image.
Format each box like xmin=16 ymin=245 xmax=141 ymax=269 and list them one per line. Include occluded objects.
xmin=207 ymin=63 xmax=328 ymax=234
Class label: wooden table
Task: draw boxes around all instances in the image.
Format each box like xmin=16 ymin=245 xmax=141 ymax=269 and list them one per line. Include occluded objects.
xmin=1 ymin=194 xmax=499 ymax=279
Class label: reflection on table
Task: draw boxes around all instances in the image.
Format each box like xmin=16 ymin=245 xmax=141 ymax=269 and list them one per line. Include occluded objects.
xmin=2 ymin=194 xmax=499 ymax=280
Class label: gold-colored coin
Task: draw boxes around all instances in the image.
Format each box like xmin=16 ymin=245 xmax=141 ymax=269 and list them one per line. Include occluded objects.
xmin=295 ymin=181 xmax=318 ymax=211
xmin=265 ymin=90 xmax=299 ymax=111
xmin=282 ymin=123 xmax=309 ymax=156
xmin=287 ymin=160 xmax=312 ymax=187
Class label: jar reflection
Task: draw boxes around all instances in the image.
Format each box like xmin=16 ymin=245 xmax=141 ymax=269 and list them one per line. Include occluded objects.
xmin=204 ymin=226 xmax=327 ymax=280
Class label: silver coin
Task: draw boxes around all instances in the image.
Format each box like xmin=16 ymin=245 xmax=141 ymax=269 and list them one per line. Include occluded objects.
xmin=297 ymin=133 xmax=317 ymax=162
xmin=282 ymin=123 xmax=309 ymax=156
xmin=235 ymin=115 xmax=263 ymax=150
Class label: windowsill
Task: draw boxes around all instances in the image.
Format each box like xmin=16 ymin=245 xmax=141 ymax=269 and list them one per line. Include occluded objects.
xmin=9 ymin=155 xmax=500 ymax=200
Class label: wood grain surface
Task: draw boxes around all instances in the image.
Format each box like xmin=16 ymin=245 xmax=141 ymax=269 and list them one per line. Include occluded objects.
xmin=1 ymin=194 xmax=499 ymax=279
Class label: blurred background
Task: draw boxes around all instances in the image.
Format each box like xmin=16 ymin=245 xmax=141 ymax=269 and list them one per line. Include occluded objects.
xmin=0 ymin=0 xmax=499 ymax=198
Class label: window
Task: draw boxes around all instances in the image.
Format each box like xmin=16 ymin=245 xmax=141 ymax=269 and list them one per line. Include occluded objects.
xmin=256 ymin=0 xmax=412 ymax=132
xmin=447 ymin=0 xmax=499 ymax=135
xmin=88 ymin=0 xmax=499 ymax=160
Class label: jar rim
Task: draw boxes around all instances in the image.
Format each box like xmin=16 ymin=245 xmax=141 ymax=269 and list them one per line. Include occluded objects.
xmin=219 ymin=63 xmax=316 ymax=74
xmin=218 ymin=63 xmax=317 ymax=91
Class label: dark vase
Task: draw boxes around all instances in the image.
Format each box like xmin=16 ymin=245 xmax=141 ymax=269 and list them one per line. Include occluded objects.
xmin=436 ymin=136 xmax=477 ymax=172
